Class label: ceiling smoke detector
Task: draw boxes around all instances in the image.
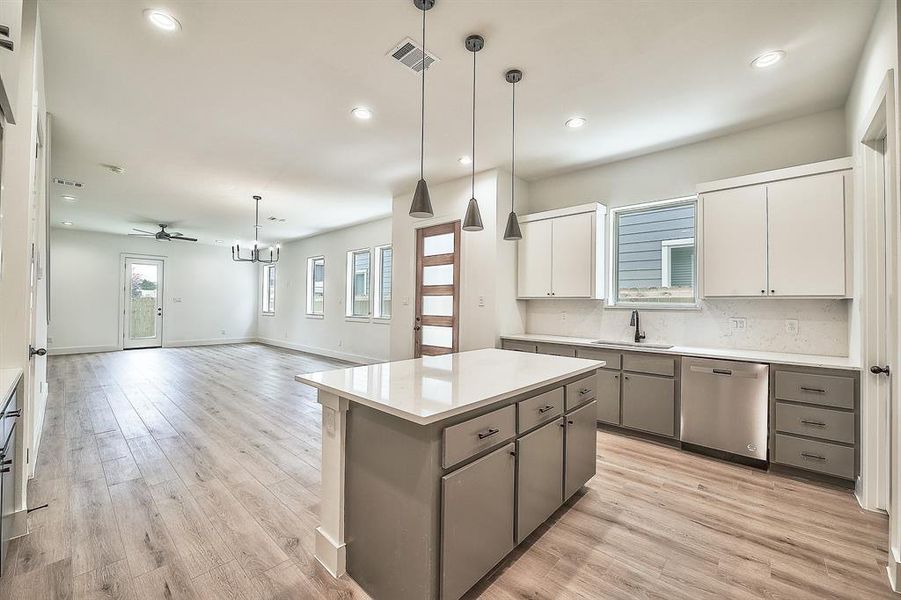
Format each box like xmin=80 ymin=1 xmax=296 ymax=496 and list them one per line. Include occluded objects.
xmin=387 ymin=37 xmax=439 ymax=74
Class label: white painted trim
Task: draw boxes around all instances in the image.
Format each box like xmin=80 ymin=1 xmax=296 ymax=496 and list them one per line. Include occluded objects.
xmin=696 ymin=157 xmax=853 ymax=194
xmin=48 ymin=344 xmax=121 ymax=356
xmin=661 ymin=237 xmax=695 ymax=287
xmin=887 ymin=547 xmax=900 ymax=593
xmin=256 ymin=337 xmax=376 ymax=365
xmin=520 ymin=201 xmax=606 ymax=223
xmin=315 ymin=391 xmax=349 ymax=579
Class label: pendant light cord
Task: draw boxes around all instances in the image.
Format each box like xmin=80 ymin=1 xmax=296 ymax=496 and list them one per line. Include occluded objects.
xmin=471 ymin=48 xmax=476 ymax=198
xmin=511 ymin=80 xmax=516 ymax=211
xmin=420 ymin=6 xmax=426 ymax=180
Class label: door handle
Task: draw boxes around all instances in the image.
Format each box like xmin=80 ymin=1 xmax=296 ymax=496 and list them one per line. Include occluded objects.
xmin=870 ymin=365 xmax=891 ymax=376
xmin=29 ymin=345 xmax=47 ymax=359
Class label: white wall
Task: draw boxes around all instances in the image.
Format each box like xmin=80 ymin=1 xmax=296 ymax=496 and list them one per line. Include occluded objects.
xmin=256 ymin=217 xmax=392 ymax=364
xmin=518 ymin=108 xmax=852 ymax=356
xmin=49 ymin=228 xmax=257 ymax=353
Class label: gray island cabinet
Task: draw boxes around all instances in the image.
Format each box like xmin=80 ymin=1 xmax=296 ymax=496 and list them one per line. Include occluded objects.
xmin=296 ymin=348 xmax=603 ymax=600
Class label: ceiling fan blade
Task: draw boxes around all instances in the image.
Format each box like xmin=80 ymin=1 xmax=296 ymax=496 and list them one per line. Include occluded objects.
xmin=128 ymin=233 xmax=155 ymax=237
xmin=132 ymin=228 xmax=155 ymax=234
xmin=168 ymin=231 xmax=183 ymax=237
xmin=171 ymin=236 xmax=198 ymax=242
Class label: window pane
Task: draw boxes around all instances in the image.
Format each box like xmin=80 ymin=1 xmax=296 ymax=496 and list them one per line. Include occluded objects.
xmin=379 ymin=247 xmax=392 ymax=318
xmin=422 ymin=325 xmax=453 ymax=348
xmin=616 ymin=201 xmax=696 ymax=304
xmin=351 ymin=250 xmax=370 ymax=316
xmin=308 ymin=257 xmax=325 ymax=315
xmin=262 ymin=265 xmax=275 ymax=314
xmin=423 ymin=233 xmax=454 ymax=256
xmin=129 ymin=264 xmax=158 ymax=339
xmin=422 ymin=295 xmax=453 ymax=316
xmin=422 ymin=264 xmax=453 ymax=286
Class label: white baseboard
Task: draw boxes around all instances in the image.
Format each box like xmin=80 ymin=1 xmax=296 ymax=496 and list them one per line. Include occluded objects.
xmin=256 ymin=337 xmax=380 ymax=365
xmin=888 ymin=547 xmax=900 ymax=593
xmin=164 ymin=337 xmax=255 ymax=348
xmin=315 ymin=526 xmax=346 ymax=578
xmin=48 ymin=344 xmax=120 ymax=356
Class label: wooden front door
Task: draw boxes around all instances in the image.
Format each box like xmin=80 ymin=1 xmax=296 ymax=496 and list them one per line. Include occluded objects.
xmin=414 ymin=221 xmax=461 ymax=357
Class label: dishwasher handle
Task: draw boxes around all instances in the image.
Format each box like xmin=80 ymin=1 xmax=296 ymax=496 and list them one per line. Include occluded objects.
xmin=688 ymin=365 xmax=761 ymax=379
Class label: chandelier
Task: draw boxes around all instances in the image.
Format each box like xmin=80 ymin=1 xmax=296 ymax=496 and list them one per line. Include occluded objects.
xmin=232 ymin=195 xmax=279 ymax=263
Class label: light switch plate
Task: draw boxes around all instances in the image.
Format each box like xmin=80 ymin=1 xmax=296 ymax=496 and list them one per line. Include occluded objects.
xmin=729 ymin=317 xmax=747 ymax=332
xmin=785 ymin=319 xmax=799 ymax=335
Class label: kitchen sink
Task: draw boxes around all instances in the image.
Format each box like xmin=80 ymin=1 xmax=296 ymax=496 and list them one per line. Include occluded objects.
xmin=590 ymin=340 xmax=674 ymax=350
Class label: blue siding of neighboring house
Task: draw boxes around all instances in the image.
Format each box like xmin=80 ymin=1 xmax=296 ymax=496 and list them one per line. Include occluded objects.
xmin=617 ymin=203 xmax=695 ymax=289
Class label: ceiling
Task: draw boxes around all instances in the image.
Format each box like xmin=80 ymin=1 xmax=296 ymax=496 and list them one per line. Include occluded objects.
xmin=41 ymin=0 xmax=879 ymax=245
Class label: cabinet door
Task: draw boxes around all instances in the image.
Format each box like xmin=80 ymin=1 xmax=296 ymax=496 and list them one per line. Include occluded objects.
xmin=517 ymin=219 xmax=553 ymax=298
xmin=551 ymin=212 xmax=593 ymax=298
xmin=441 ymin=443 xmax=515 ymax=600
xmin=0 ymin=421 xmax=15 ymax=571
xmin=621 ymin=374 xmax=675 ymax=437
xmin=516 ymin=418 xmax=564 ymax=543
xmin=767 ymin=172 xmax=846 ymax=296
xmin=564 ymin=401 xmax=597 ymax=500
xmin=596 ymin=370 xmax=621 ymax=425
xmin=702 ymin=185 xmax=768 ymax=297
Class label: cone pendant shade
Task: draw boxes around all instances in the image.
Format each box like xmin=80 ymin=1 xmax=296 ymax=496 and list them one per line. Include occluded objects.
xmin=503 ymin=210 xmax=522 ymax=240
xmin=410 ymin=179 xmax=434 ymax=218
xmin=463 ymin=197 xmax=484 ymax=231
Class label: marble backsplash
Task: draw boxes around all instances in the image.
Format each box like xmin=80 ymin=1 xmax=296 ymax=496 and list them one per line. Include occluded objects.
xmin=524 ymin=298 xmax=850 ymax=356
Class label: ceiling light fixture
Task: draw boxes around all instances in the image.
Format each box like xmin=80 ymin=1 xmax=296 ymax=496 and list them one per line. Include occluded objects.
xmin=409 ymin=0 xmax=436 ymax=218
xmin=351 ymin=107 xmax=373 ymax=120
xmin=462 ymin=34 xmax=484 ymax=232
xmin=62 ymin=221 xmax=73 ymax=226
xmin=62 ymin=195 xmax=77 ymax=202
xmin=144 ymin=9 xmax=181 ymax=32
xmin=503 ymin=69 xmax=523 ymax=241
xmin=101 ymin=163 xmax=125 ymax=174
xmin=458 ymin=155 xmax=472 ymax=165
xmin=751 ymin=50 xmax=785 ymax=68
xmin=232 ymin=195 xmax=279 ymax=263
xmin=565 ymin=117 xmax=586 ymax=129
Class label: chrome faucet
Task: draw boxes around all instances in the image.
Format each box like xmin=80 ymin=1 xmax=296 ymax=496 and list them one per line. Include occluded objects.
xmin=630 ymin=310 xmax=646 ymax=343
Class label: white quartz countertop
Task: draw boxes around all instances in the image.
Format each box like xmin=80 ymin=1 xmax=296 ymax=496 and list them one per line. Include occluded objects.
xmin=0 ymin=368 xmax=22 ymax=405
xmin=500 ymin=333 xmax=860 ymax=370
xmin=295 ymin=348 xmax=603 ymax=425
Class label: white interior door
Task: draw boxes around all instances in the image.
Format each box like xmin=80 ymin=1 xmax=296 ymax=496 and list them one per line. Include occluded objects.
xmin=123 ymin=257 xmax=164 ymax=349
xmin=551 ymin=212 xmax=592 ymax=297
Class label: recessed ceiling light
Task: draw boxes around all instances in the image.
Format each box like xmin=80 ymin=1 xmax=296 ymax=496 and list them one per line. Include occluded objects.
xmin=458 ymin=155 xmax=472 ymax=165
xmin=565 ymin=117 xmax=586 ymax=129
xmin=62 ymin=221 xmax=73 ymax=226
xmin=144 ymin=9 xmax=181 ymax=32
xmin=351 ymin=107 xmax=373 ymax=120
xmin=62 ymin=195 xmax=77 ymax=202
xmin=751 ymin=50 xmax=785 ymax=69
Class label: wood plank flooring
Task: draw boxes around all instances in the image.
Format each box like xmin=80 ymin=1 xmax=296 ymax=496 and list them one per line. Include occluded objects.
xmin=0 ymin=343 xmax=893 ymax=599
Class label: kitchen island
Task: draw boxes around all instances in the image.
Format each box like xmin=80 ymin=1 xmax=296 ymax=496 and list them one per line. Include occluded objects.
xmin=295 ymin=348 xmax=603 ymax=600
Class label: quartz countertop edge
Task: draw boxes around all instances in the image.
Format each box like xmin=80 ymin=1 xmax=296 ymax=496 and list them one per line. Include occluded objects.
xmin=0 ymin=368 xmax=23 ymax=404
xmin=295 ymin=349 xmax=604 ymax=425
xmin=501 ymin=333 xmax=860 ymax=370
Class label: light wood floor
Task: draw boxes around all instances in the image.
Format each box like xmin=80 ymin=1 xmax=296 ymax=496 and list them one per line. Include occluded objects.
xmin=0 ymin=344 xmax=893 ymax=600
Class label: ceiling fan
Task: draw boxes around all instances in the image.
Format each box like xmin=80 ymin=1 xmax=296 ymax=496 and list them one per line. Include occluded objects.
xmin=129 ymin=224 xmax=197 ymax=242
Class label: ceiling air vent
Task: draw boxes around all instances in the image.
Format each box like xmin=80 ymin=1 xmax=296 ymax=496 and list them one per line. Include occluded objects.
xmin=53 ymin=177 xmax=84 ymax=189
xmin=388 ymin=37 xmax=439 ymax=74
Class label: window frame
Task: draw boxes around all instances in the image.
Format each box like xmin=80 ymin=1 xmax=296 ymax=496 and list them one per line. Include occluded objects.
xmin=261 ymin=264 xmax=276 ymax=316
xmin=608 ymin=195 xmax=699 ymax=309
xmin=373 ymin=244 xmax=393 ymax=321
xmin=306 ymin=255 xmax=325 ymax=318
xmin=345 ymin=248 xmax=372 ymax=319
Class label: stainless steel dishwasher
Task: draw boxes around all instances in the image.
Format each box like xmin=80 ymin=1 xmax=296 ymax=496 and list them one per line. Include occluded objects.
xmin=680 ymin=357 xmax=769 ymax=461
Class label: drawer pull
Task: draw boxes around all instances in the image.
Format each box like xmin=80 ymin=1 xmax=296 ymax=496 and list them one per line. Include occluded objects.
xmin=579 ymin=388 xmax=591 ymax=395
xmin=0 ymin=39 xmax=12 ymax=52
xmin=800 ymin=452 xmax=826 ymax=461
xmin=800 ymin=386 xmax=826 ymax=394
xmin=477 ymin=427 xmax=500 ymax=440
xmin=0 ymin=25 xmax=9 ymax=37
xmin=712 ymin=368 xmax=733 ymax=376
xmin=2 ymin=409 xmax=20 ymax=419
xmin=800 ymin=419 xmax=827 ymax=428
xmin=537 ymin=405 xmax=555 ymax=414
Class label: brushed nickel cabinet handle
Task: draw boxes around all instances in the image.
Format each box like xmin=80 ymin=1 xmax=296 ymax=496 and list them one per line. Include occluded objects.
xmin=477 ymin=427 xmax=499 ymax=440
xmin=0 ymin=39 xmax=12 ymax=52
xmin=801 ymin=452 xmax=826 ymax=461
xmin=538 ymin=405 xmax=555 ymax=414
xmin=800 ymin=386 xmax=826 ymax=394
xmin=579 ymin=388 xmax=591 ymax=395
xmin=800 ymin=419 xmax=826 ymax=428
xmin=0 ymin=25 xmax=9 ymax=37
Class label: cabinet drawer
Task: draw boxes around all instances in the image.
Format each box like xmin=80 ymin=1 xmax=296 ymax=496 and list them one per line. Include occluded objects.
xmin=441 ymin=443 xmax=515 ymax=600
xmin=621 ymin=374 xmax=675 ymax=437
xmin=595 ymin=369 xmax=621 ymax=425
xmin=536 ymin=343 xmax=576 ymax=357
xmin=565 ymin=374 xmax=597 ymax=411
xmin=516 ymin=418 xmax=564 ymax=543
xmin=574 ymin=347 xmax=622 ymax=370
xmin=622 ymin=353 xmax=675 ymax=377
xmin=775 ymin=371 xmax=854 ymax=409
xmin=443 ymin=405 xmax=516 ymax=469
xmin=501 ymin=339 xmax=537 ymax=353
xmin=517 ymin=387 xmax=564 ymax=434
xmin=775 ymin=402 xmax=854 ymax=444
xmin=774 ymin=433 xmax=855 ymax=479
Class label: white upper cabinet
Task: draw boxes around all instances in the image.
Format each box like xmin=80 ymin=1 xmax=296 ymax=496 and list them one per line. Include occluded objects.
xmin=699 ymin=159 xmax=851 ymax=298
xmin=517 ymin=203 xmax=606 ymax=299
xmin=702 ymin=185 xmax=768 ymax=297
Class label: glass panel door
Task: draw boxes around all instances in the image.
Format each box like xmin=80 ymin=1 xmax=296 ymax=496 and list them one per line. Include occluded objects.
xmin=124 ymin=257 xmax=164 ymax=349
xmin=414 ymin=222 xmax=460 ymax=357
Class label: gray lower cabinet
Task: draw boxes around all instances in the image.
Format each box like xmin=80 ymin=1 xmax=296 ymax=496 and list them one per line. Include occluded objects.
xmin=564 ymin=401 xmax=597 ymax=500
xmin=516 ymin=418 xmax=564 ymax=543
xmin=0 ymin=387 xmax=17 ymax=575
xmin=441 ymin=442 xmax=516 ymax=600
xmin=621 ymin=374 xmax=675 ymax=437
xmin=595 ymin=370 xmax=620 ymax=425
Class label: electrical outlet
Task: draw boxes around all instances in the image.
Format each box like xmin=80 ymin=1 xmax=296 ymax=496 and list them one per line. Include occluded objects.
xmin=729 ymin=317 xmax=747 ymax=332
xmin=478 ymin=295 xmax=485 ymax=307
xmin=172 ymin=297 xmax=182 ymax=303
xmin=785 ymin=319 xmax=799 ymax=335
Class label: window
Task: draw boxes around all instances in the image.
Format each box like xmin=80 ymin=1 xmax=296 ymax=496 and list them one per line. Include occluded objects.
xmin=374 ymin=245 xmax=392 ymax=319
xmin=346 ymin=249 xmax=371 ymax=317
xmin=262 ymin=264 xmax=276 ymax=315
xmin=306 ymin=256 xmax=325 ymax=316
xmin=611 ymin=197 xmax=697 ymax=306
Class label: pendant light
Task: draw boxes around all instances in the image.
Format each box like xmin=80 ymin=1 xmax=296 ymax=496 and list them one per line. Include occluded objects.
xmin=232 ymin=195 xmax=280 ymax=263
xmin=409 ymin=0 xmax=435 ymax=218
xmin=462 ymin=34 xmax=484 ymax=231
xmin=503 ymin=69 xmax=523 ymax=241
